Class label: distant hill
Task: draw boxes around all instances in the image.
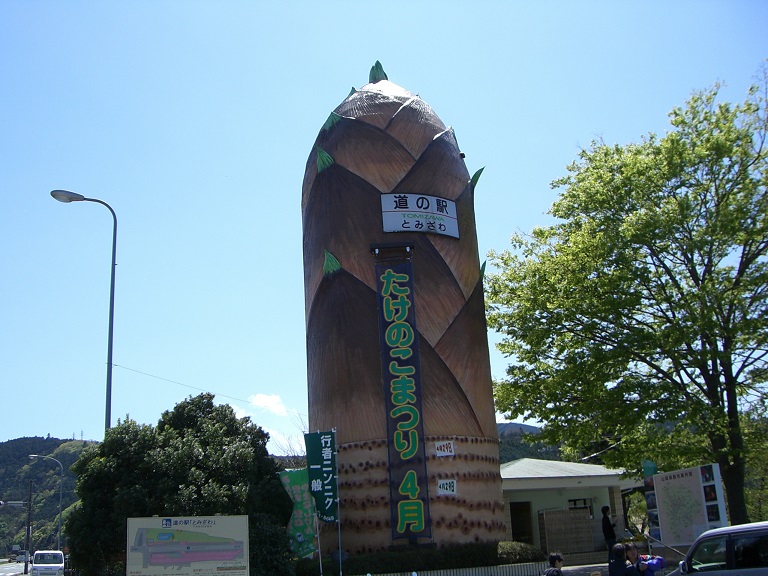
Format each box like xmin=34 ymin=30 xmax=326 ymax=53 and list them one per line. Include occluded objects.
xmin=0 ymin=437 xmax=95 ymax=554
xmin=497 ymin=422 xmax=541 ymax=437
xmin=496 ymin=422 xmax=561 ymax=463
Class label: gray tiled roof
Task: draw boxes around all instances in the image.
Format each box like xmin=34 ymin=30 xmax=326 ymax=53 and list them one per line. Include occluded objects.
xmin=500 ymin=458 xmax=642 ymax=491
xmin=500 ymin=458 xmax=624 ymax=479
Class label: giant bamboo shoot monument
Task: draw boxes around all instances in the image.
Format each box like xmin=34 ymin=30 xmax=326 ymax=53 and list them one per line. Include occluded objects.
xmin=302 ymin=62 xmax=505 ymax=555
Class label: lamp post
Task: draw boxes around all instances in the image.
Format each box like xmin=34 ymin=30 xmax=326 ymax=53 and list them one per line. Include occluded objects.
xmin=51 ymin=189 xmax=117 ymax=431
xmin=29 ymin=454 xmax=63 ymax=551
xmin=25 ymin=481 xmax=32 ymax=575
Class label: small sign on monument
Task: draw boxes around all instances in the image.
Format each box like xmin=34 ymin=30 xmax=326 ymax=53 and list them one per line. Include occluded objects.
xmin=381 ymin=193 xmax=459 ymax=238
xmin=435 ymin=440 xmax=455 ymax=457
xmin=437 ymin=479 xmax=457 ymax=495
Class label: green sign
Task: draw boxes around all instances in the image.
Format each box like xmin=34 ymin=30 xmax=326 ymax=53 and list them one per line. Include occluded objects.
xmin=373 ymin=245 xmax=431 ymax=540
xmin=304 ymin=430 xmax=338 ymax=522
xmin=279 ymin=469 xmax=316 ymax=558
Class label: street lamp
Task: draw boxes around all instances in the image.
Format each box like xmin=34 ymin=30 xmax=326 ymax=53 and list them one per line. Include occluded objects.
xmin=29 ymin=454 xmax=63 ymax=550
xmin=50 ymin=189 xmax=117 ymax=431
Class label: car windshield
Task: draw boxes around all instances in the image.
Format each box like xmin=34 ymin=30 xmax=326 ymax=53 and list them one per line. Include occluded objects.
xmin=688 ymin=535 xmax=727 ymax=572
xmin=35 ymin=553 xmax=63 ymax=564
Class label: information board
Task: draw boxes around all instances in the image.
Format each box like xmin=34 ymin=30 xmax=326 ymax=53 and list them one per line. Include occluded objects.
xmin=652 ymin=464 xmax=727 ymax=546
xmin=127 ymin=515 xmax=248 ymax=576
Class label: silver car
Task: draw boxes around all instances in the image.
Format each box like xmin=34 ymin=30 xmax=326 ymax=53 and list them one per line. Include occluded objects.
xmin=672 ymin=520 xmax=768 ymax=575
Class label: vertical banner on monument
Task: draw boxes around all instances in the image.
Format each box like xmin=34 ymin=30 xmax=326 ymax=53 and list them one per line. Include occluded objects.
xmin=279 ymin=469 xmax=317 ymax=558
xmin=305 ymin=431 xmax=338 ymax=523
xmin=373 ymin=245 xmax=431 ymax=541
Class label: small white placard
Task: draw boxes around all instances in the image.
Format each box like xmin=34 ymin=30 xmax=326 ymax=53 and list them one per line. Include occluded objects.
xmin=437 ymin=479 xmax=458 ymax=495
xmin=435 ymin=440 xmax=455 ymax=457
xmin=381 ymin=193 xmax=459 ymax=238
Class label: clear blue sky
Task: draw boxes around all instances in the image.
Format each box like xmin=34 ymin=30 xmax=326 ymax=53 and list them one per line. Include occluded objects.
xmin=1 ymin=1 xmax=766 ymax=454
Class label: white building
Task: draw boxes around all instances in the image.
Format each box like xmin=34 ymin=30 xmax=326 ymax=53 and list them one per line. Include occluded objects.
xmin=501 ymin=458 xmax=642 ymax=554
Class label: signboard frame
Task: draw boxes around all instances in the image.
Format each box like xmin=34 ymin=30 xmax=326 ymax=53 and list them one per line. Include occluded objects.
xmin=127 ymin=515 xmax=248 ymax=576
xmin=651 ymin=463 xmax=727 ymax=546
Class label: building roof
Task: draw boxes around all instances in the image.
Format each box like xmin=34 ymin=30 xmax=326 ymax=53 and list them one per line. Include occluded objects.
xmin=500 ymin=458 xmax=641 ymax=491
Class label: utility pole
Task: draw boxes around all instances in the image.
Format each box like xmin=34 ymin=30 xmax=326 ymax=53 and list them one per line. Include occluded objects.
xmin=25 ymin=480 xmax=32 ymax=575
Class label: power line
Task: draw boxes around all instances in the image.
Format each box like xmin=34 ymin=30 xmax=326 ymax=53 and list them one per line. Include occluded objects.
xmin=579 ymin=439 xmax=624 ymax=462
xmin=112 ymin=363 xmax=308 ymax=418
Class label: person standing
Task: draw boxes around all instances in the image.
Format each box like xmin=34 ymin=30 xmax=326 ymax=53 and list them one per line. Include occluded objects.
xmin=602 ymin=506 xmax=617 ymax=560
xmin=545 ymin=552 xmax=564 ymax=576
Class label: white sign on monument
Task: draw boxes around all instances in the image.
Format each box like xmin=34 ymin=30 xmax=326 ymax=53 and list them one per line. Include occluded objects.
xmin=381 ymin=193 xmax=459 ymax=238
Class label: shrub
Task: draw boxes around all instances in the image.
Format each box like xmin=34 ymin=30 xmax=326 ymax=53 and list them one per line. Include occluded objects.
xmin=249 ymin=513 xmax=294 ymax=576
xmin=497 ymin=541 xmax=547 ymax=564
xmin=295 ymin=541 xmax=498 ymax=575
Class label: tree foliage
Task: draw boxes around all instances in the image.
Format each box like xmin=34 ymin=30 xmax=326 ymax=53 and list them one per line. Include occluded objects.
xmin=486 ymin=64 xmax=768 ymax=526
xmin=742 ymin=400 xmax=768 ymax=521
xmin=0 ymin=437 xmax=91 ymax=554
xmin=65 ymin=394 xmax=293 ymax=576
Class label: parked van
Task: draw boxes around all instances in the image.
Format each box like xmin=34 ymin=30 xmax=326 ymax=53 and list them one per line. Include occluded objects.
xmin=31 ymin=550 xmax=65 ymax=576
xmin=675 ymin=520 xmax=768 ymax=575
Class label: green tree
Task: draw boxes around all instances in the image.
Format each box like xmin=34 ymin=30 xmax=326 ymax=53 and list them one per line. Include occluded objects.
xmin=0 ymin=437 xmax=91 ymax=553
xmin=743 ymin=399 xmax=768 ymax=521
xmin=486 ymin=66 xmax=768 ymax=526
xmin=65 ymin=394 xmax=293 ymax=576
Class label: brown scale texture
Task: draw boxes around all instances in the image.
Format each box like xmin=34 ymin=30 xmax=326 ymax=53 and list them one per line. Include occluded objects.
xmin=303 ymin=74 xmax=504 ymax=552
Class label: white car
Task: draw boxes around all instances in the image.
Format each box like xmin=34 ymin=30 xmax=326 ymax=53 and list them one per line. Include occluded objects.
xmin=672 ymin=520 xmax=768 ymax=575
xmin=31 ymin=550 xmax=65 ymax=576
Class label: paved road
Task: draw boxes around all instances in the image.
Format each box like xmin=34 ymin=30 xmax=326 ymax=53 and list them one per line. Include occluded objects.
xmin=0 ymin=560 xmax=25 ymax=576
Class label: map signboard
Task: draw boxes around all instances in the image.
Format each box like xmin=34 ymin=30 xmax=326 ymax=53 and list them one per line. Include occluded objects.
xmin=127 ymin=515 xmax=248 ymax=576
xmin=651 ymin=464 xmax=727 ymax=546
